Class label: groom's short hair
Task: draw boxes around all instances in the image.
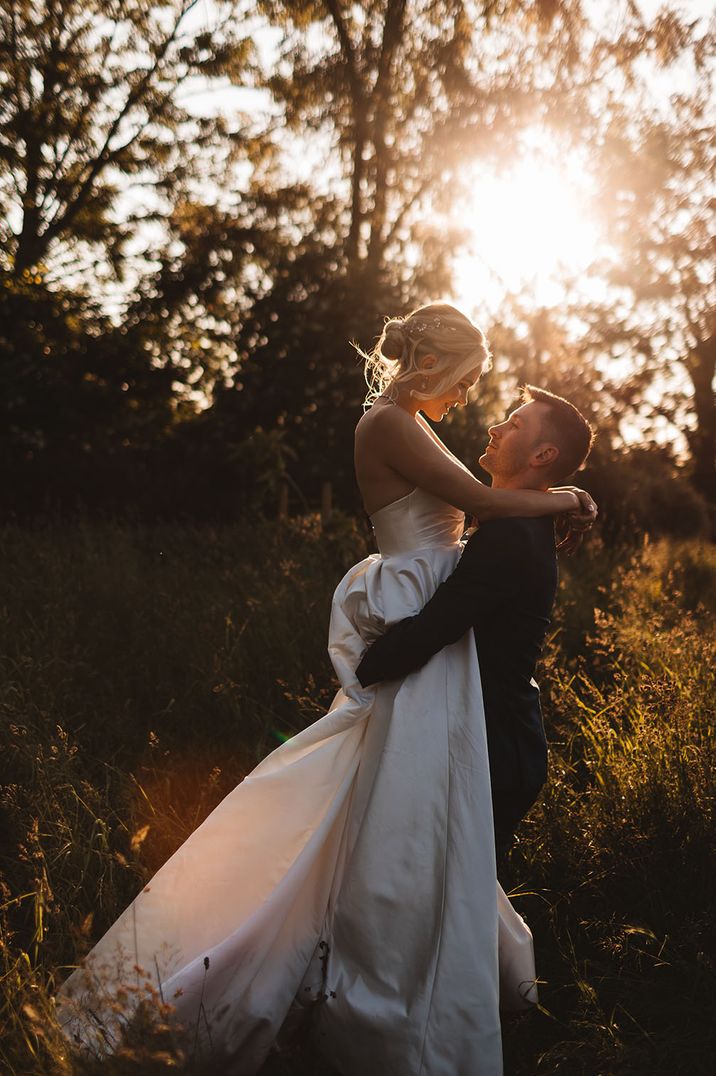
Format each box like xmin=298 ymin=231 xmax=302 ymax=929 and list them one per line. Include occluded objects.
xmin=522 ymin=385 xmax=594 ymax=480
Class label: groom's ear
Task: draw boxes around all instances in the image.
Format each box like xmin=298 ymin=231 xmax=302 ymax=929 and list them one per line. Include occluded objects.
xmin=532 ymin=442 xmax=560 ymax=470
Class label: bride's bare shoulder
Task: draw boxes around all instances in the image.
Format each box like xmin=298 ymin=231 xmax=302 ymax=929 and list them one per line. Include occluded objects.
xmin=355 ymin=401 xmax=413 ymax=443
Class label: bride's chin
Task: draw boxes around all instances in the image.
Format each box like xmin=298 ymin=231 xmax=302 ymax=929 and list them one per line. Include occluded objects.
xmin=425 ymin=406 xmax=446 ymax=421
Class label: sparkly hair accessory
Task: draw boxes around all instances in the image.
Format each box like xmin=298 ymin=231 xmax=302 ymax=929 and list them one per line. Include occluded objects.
xmin=404 ymin=316 xmax=456 ymax=339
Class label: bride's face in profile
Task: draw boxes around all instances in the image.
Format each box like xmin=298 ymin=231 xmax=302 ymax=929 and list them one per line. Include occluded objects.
xmin=419 ymin=363 xmax=482 ymax=422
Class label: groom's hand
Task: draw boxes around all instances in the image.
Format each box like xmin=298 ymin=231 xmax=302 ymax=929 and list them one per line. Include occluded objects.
xmin=550 ymin=486 xmax=597 ymax=554
xmin=555 ymin=516 xmax=584 ymax=555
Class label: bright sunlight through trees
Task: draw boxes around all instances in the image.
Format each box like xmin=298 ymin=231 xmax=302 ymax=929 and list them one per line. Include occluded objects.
xmin=453 ymin=147 xmax=602 ymax=311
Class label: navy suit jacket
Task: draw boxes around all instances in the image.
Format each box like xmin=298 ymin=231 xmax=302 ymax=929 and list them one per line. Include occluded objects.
xmin=356 ymin=516 xmax=558 ymax=803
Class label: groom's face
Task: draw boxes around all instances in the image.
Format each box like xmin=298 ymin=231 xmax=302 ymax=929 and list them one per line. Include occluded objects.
xmin=479 ymin=401 xmax=553 ymax=482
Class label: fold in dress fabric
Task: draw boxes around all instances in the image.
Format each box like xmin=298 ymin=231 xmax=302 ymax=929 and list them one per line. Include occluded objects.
xmin=58 ymin=488 xmax=537 ymax=1075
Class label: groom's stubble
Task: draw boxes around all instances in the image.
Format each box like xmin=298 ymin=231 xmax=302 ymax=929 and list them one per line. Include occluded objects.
xmin=478 ymin=401 xmax=555 ymax=494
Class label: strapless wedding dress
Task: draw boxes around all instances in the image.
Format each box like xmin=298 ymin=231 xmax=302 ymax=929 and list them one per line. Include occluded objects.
xmin=58 ymin=488 xmax=537 ymax=1075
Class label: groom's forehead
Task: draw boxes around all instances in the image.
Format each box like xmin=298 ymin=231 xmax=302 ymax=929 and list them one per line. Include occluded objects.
xmin=508 ymin=401 xmax=542 ymax=426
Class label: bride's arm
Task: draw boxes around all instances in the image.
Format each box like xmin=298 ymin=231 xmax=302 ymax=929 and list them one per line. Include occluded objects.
xmin=367 ymin=405 xmax=583 ymax=520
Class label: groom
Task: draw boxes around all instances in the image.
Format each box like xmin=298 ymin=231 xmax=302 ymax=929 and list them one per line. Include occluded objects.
xmin=356 ymin=385 xmax=594 ymax=864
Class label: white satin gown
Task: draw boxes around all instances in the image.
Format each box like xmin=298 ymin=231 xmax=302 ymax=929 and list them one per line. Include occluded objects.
xmin=58 ymin=488 xmax=537 ymax=1075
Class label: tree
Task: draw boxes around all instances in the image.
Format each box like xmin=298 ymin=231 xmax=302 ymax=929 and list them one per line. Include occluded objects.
xmin=0 ymin=0 xmax=256 ymax=282
xmin=492 ymin=9 xmax=716 ymax=506
xmin=594 ymin=65 xmax=716 ymax=503
xmin=0 ymin=0 xmax=289 ymax=509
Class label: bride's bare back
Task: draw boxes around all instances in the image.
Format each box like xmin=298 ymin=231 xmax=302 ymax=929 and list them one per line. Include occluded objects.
xmin=355 ymin=401 xmax=474 ymax=517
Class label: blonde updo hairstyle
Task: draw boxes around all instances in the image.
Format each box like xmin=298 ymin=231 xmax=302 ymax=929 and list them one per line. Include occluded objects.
xmin=363 ymin=302 xmax=492 ymax=409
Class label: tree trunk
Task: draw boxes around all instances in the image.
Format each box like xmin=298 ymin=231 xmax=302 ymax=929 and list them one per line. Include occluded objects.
xmin=324 ymin=0 xmax=369 ymax=264
xmin=348 ymin=109 xmax=368 ymax=263
xmin=686 ymin=334 xmax=716 ymax=503
xmin=366 ymin=0 xmax=407 ymax=273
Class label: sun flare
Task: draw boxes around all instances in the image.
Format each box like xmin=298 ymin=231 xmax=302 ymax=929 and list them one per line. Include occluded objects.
xmin=454 ymin=151 xmax=601 ymax=310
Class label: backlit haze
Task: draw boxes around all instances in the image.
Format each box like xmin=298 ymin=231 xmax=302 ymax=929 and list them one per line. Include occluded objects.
xmin=178 ymin=0 xmax=712 ymax=324
xmin=451 ymin=148 xmax=602 ymax=315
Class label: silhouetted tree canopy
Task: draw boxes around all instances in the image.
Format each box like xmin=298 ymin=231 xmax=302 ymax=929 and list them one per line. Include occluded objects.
xmin=0 ymin=0 xmax=292 ymax=507
xmin=0 ymin=0 xmax=712 ymax=532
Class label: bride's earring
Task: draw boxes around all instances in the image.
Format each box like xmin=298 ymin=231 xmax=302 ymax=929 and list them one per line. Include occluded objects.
xmin=421 ymin=377 xmax=428 ymax=390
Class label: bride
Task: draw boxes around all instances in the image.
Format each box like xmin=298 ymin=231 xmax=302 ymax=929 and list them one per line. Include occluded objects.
xmin=57 ymin=303 xmax=594 ymax=1075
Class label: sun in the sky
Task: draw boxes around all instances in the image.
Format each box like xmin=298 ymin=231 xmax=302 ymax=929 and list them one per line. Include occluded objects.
xmin=453 ymin=144 xmax=602 ymax=312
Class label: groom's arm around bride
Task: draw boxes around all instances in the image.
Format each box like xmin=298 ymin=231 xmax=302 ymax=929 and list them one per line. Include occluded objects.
xmin=357 ymin=512 xmax=557 ymax=863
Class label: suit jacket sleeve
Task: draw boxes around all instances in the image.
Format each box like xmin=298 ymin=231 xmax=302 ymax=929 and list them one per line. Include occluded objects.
xmin=355 ymin=520 xmax=527 ymax=687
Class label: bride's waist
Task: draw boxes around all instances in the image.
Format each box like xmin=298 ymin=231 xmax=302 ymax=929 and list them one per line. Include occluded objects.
xmin=376 ymin=539 xmax=463 ymax=558
xmin=332 ymin=543 xmax=463 ymax=651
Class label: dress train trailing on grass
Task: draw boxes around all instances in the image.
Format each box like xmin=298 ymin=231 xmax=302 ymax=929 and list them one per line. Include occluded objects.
xmin=58 ymin=488 xmax=537 ymax=1075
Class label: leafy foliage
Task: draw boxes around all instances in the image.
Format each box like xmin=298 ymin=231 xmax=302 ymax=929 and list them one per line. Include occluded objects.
xmin=593 ymin=76 xmax=716 ymax=501
xmin=0 ymin=0 xmax=255 ymax=281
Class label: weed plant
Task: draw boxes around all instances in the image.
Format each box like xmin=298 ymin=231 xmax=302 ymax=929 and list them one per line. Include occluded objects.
xmin=0 ymin=520 xmax=713 ymax=1074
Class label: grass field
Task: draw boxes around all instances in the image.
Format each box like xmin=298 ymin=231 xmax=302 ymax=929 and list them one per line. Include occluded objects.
xmin=1 ymin=517 xmax=714 ymax=1074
